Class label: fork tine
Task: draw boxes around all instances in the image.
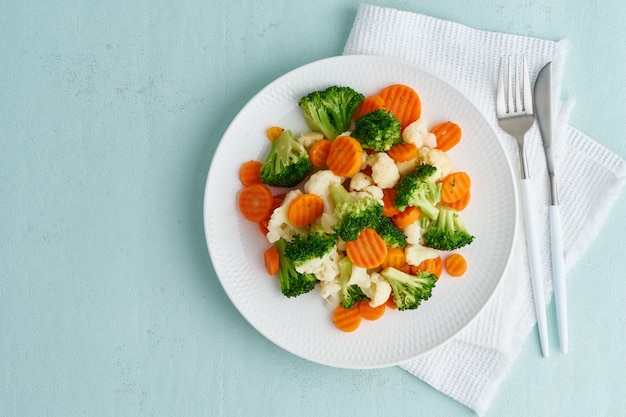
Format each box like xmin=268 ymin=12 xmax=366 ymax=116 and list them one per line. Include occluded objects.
xmin=514 ymin=56 xmax=522 ymax=113
xmin=522 ymin=55 xmax=533 ymax=113
xmin=497 ymin=57 xmax=506 ymax=114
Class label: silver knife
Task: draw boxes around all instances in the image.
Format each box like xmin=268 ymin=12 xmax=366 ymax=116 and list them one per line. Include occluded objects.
xmin=534 ymin=62 xmax=568 ymax=353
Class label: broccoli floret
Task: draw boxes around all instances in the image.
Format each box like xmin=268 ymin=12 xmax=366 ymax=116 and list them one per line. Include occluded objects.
xmin=329 ymin=183 xmax=383 ymax=241
xmin=338 ymin=257 xmax=368 ymax=308
xmin=274 ymin=239 xmax=318 ymax=298
xmin=393 ymin=163 xmax=441 ymax=220
xmin=351 ymin=109 xmax=402 ymax=151
xmin=298 ymin=86 xmax=365 ymax=140
xmin=422 ymin=205 xmax=474 ymax=251
xmin=374 ymin=216 xmax=406 ymax=248
xmin=260 ymin=129 xmax=313 ymax=187
xmin=284 ymin=226 xmax=338 ymax=267
xmin=380 ymin=267 xmax=437 ymax=311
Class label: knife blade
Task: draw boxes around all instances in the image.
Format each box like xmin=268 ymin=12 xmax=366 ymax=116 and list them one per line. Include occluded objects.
xmin=534 ymin=62 xmax=568 ymax=353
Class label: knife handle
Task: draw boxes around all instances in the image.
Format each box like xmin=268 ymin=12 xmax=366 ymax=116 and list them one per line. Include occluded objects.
xmin=521 ymin=178 xmax=550 ymax=357
xmin=550 ymin=204 xmax=568 ymax=353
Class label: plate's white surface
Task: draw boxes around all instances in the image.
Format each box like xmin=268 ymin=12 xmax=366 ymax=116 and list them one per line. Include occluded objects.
xmin=203 ymin=55 xmax=517 ymax=369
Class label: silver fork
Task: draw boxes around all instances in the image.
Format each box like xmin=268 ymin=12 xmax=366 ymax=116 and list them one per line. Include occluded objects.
xmin=496 ymin=55 xmax=550 ymax=358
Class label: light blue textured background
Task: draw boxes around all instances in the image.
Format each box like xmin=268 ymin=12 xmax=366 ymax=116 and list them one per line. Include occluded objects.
xmin=2 ymin=1 xmax=625 ymax=416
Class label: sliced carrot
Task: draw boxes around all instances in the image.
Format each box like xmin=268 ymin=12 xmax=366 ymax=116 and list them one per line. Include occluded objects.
xmin=358 ymin=300 xmax=386 ymax=321
xmin=353 ymin=95 xmax=386 ymax=121
xmin=287 ymin=193 xmax=324 ymax=227
xmin=440 ymin=171 xmax=471 ymax=204
xmin=387 ymin=142 xmax=418 ymax=162
xmin=264 ymin=245 xmax=280 ymax=275
xmin=259 ymin=195 xmax=287 ymax=235
xmin=445 ymin=253 xmax=467 ymax=277
xmin=382 ymin=187 xmax=400 ymax=217
xmin=432 ymin=121 xmax=462 ymax=152
xmin=308 ymin=139 xmax=332 ymax=168
xmin=345 ymin=228 xmax=388 ymax=269
xmin=385 ymin=294 xmax=397 ymax=310
xmin=239 ymin=160 xmax=263 ymax=186
xmin=266 ymin=126 xmax=284 ymax=142
xmin=326 ymin=135 xmax=363 ymax=177
xmin=412 ymin=256 xmax=443 ymax=278
xmin=443 ymin=189 xmax=471 ymax=211
xmin=391 ymin=206 xmax=420 ymax=229
xmin=378 ymin=84 xmax=421 ymax=130
xmin=380 ymin=247 xmax=406 ymax=269
xmin=238 ymin=183 xmax=273 ymax=223
xmin=333 ymin=304 xmax=362 ymax=332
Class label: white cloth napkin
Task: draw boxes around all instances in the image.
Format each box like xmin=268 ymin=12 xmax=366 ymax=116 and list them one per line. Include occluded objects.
xmin=344 ymin=5 xmax=626 ymax=415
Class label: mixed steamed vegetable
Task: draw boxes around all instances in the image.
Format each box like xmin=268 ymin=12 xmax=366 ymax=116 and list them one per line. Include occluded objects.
xmin=237 ymin=83 xmax=474 ymax=332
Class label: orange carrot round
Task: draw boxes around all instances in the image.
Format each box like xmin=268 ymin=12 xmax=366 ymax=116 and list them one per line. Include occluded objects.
xmin=264 ymin=245 xmax=280 ymax=275
xmin=387 ymin=142 xmax=418 ymax=162
xmin=345 ymin=228 xmax=388 ymax=269
xmin=412 ymin=256 xmax=443 ymax=278
xmin=445 ymin=253 xmax=467 ymax=277
xmin=238 ymin=183 xmax=274 ymax=223
xmin=382 ymin=188 xmax=400 ymax=217
xmin=308 ymin=139 xmax=332 ymax=168
xmin=287 ymin=193 xmax=324 ymax=227
xmin=440 ymin=171 xmax=471 ymax=204
xmin=266 ymin=126 xmax=284 ymax=142
xmin=326 ymin=135 xmax=363 ymax=177
xmin=353 ymin=95 xmax=386 ymax=121
xmin=443 ymin=189 xmax=471 ymax=211
xmin=333 ymin=304 xmax=362 ymax=332
xmin=378 ymin=84 xmax=422 ymax=130
xmin=239 ymin=160 xmax=263 ymax=186
xmin=385 ymin=294 xmax=397 ymax=310
xmin=391 ymin=206 xmax=420 ymax=229
xmin=358 ymin=301 xmax=386 ymax=321
xmin=380 ymin=247 xmax=406 ymax=269
xmin=432 ymin=121 xmax=462 ymax=152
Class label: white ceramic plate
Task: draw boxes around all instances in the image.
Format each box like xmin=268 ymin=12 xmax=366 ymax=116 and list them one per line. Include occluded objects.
xmin=203 ymin=55 xmax=517 ymax=369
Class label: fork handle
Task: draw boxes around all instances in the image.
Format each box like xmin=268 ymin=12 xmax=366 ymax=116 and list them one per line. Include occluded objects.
xmin=521 ymin=178 xmax=550 ymax=357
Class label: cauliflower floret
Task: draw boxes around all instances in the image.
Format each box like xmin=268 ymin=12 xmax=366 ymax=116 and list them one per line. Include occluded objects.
xmin=350 ymin=172 xmax=374 ymax=191
xmin=347 ymin=265 xmax=371 ymax=288
xmin=416 ymin=147 xmax=452 ymax=182
xmin=266 ymin=190 xmax=306 ymax=243
xmin=295 ymin=246 xmax=342 ymax=283
xmin=395 ymin=158 xmax=419 ymax=177
xmin=405 ymin=243 xmax=443 ymax=267
xmin=403 ymin=222 xmax=423 ymax=245
xmin=298 ymin=131 xmax=324 ymax=148
xmin=367 ymin=152 xmax=401 ymax=189
xmin=361 ymin=272 xmax=392 ymax=308
xmin=304 ymin=170 xmax=344 ymax=214
xmin=402 ymin=119 xmax=437 ymax=148
xmin=319 ymin=280 xmax=341 ymax=308
xmin=352 ymin=186 xmax=384 ymax=206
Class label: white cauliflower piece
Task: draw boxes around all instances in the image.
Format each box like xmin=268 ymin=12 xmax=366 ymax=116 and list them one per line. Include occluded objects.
xmin=304 ymin=170 xmax=344 ymax=214
xmin=395 ymin=158 xmax=419 ymax=177
xmin=350 ymin=172 xmax=374 ymax=191
xmin=352 ymin=186 xmax=384 ymax=206
xmin=298 ymin=131 xmax=324 ymax=148
xmin=417 ymin=147 xmax=452 ymax=182
xmin=402 ymin=119 xmax=437 ymax=148
xmin=348 ymin=265 xmax=371 ymax=289
xmin=295 ymin=246 xmax=341 ymax=283
xmin=361 ymin=272 xmax=392 ymax=308
xmin=403 ymin=222 xmax=423 ymax=245
xmin=266 ymin=190 xmax=306 ymax=243
xmin=319 ymin=280 xmax=341 ymax=308
xmin=405 ymin=243 xmax=443 ymax=267
xmin=367 ymin=152 xmax=401 ymax=189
